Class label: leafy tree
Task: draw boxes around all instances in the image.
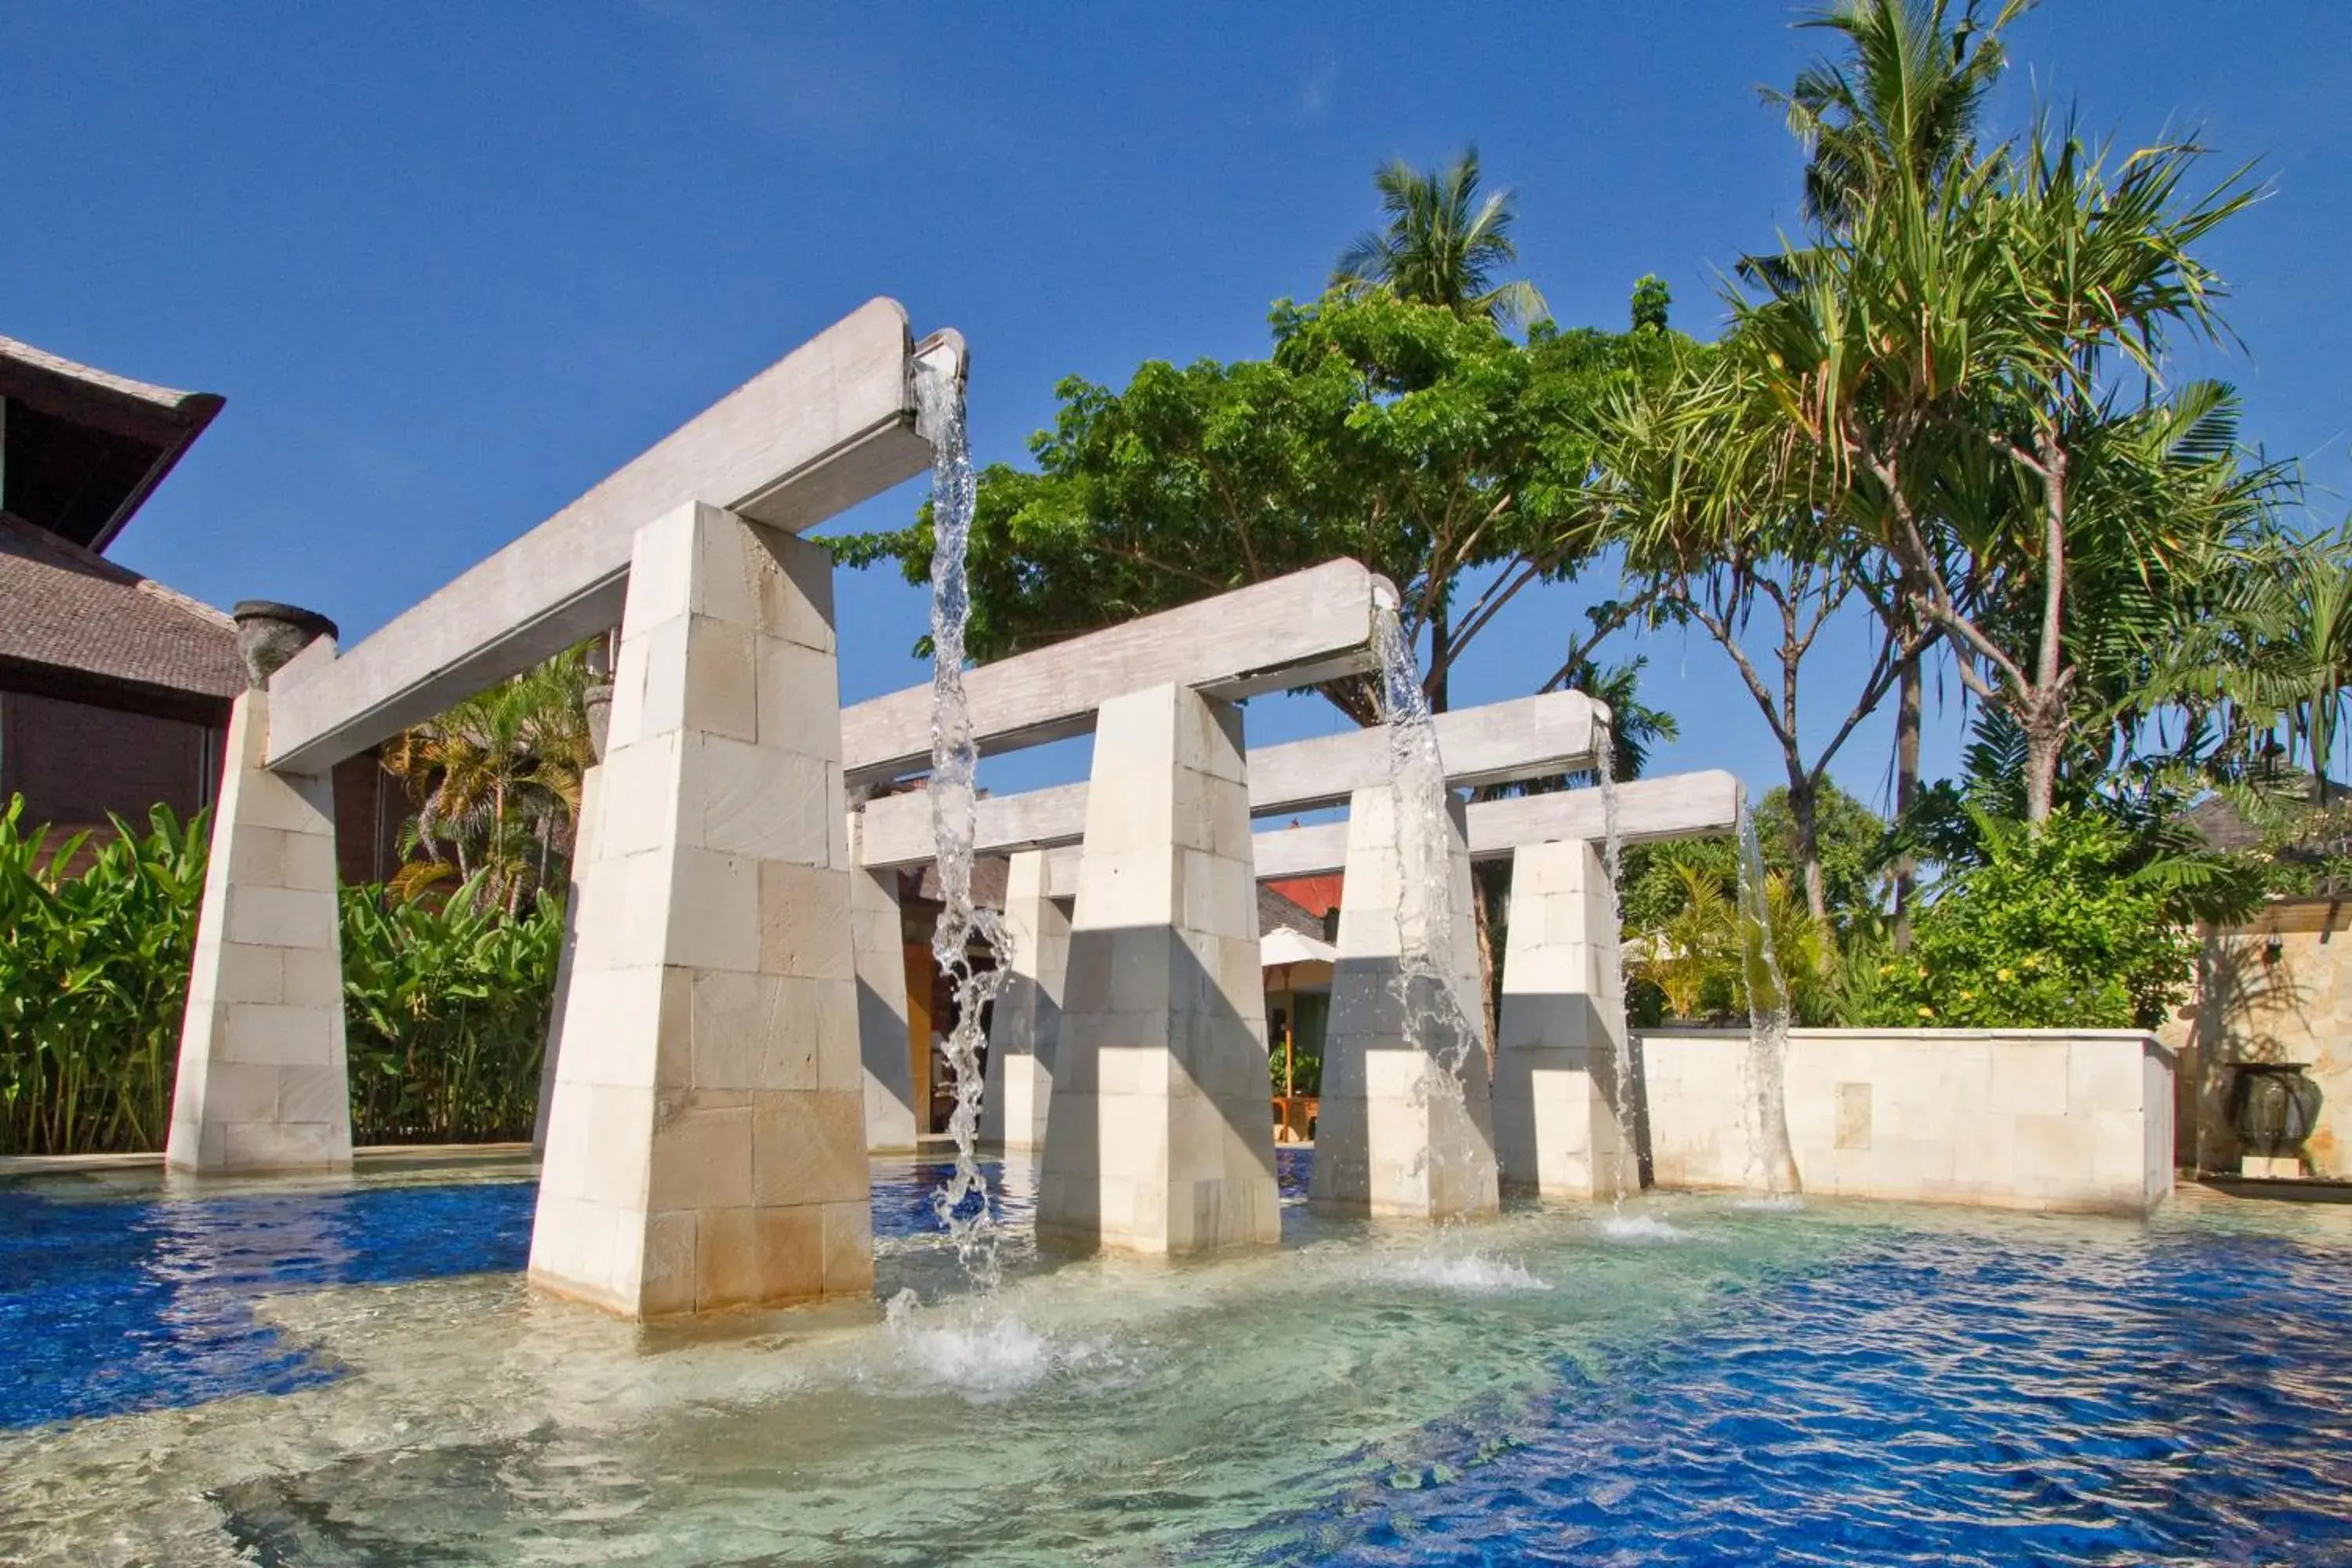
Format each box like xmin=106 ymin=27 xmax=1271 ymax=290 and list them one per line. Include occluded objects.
xmin=1629 ymin=274 xmax=1671 ymax=332
xmin=1597 ymin=347 xmax=1906 ymax=919
xmin=382 ymin=644 xmax=594 ymax=911
xmin=1331 ymin=146 xmax=1547 ymax=332
xmin=1857 ymin=807 xmax=2198 ymax=1029
xmin=1769 ymin=0 xmax=2031 ymax=230
xmin=836 ymin=292 xmax=1675 ymax=719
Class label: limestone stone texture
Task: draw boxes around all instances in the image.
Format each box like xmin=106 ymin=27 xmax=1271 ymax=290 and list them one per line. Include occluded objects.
xmin=528 ymin=502 xmax=871 ymax=1317
xmin=532 ymin=764 xmax=601 ymax=1153
xmin=1491 ymin=839 xmax=1633 ymax=1200
xmin=167 ymin=689 xmax=354 ymax=1174
xmin=982 ymin=849 xmax=1071 ymax=1150
xmin=1639 ymin=1027 xmax=2174 ymax=1214
xmin=1035 ymin=683 xmax=1280 ymax=1254
xmin=849 ymin=860 xmax=920 ymax=1152
xmin=1308 ymin=785 xmax=1501 ymax=1222
xmin=2161 ymin=898 xmax=2352 ymax=1178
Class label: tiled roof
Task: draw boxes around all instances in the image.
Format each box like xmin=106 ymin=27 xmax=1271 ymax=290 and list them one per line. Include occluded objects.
xmin=0 ymin=511 xmax=242 ymax=701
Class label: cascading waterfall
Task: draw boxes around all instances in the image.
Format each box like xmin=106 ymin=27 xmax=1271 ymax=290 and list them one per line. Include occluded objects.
xmin=913 ymin=360 xmax=1011 ymax=1287
xmin=1735 ymin=800 xmax=1802 ymax=1196
xmin=1592 ymin=737 xmax=1639 ymax=1207
xmin=1370 ymin=606 xmax=1485 ymax=1209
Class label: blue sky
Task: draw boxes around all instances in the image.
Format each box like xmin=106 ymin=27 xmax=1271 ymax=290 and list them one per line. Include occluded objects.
xmin=5 ymin=3 xmax=2345 ymax=806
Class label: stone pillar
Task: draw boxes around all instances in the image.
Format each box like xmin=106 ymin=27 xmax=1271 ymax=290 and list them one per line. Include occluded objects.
xmin=532 ymin=765 xmax=601 ymax=1154
xmin=169 ymin=608 xmax=350 ymax=1174
xmin=1491 ymin=839 xmax=1633 ymax=1200
xmin=1036 ymin=683 xmax=1279 ymax=1254
xmin=850 ymin=861 xmax=920 ymax=1152
xmin=528 ymin=502 xmax=870 ymax=1318
xmin=982 ymin=849 xmax=1070 ymax=1150
xmin=1308 ymin=784 xmax=1500 ymax=1221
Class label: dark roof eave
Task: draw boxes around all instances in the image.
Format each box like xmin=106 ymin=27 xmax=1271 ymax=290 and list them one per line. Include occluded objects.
xmin=0 ymin=652 xmax=236 ymax=727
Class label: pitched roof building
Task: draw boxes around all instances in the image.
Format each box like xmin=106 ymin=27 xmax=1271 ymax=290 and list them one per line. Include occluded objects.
xmin=1 ymin=332 xmax=410 ymax=879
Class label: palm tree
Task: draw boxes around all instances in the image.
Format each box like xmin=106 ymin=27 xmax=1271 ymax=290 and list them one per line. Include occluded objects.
xmin=1769 ymin=0 xmax=2033 ymax=229
xmin=382 ymin=647 xmax=593 ymax=912
xmin=1756 ymin=0 xmax=2030 ymax=931
xmin=1331 ymin=147 xmax=1546 ymax=330
xmin=2228 ymin=524 xmax=2352 ymax=804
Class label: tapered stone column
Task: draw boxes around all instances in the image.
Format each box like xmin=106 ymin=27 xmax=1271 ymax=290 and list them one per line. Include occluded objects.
xmin=850 ymin=860 xmax=920 ymax=1152
xmin=982 ymin=849 xmax=1070 ymax=1150
xmin=167 ymin=687 xmax=354 ymax=1174
xmin=528 ymin=502 xmax=870 ymax=1318
xmin=1308 ymin=785 xmax=1500 ymax=1221
xmin=1036 ymin=683 xmax=1279 ymax=1254
xmin=1492 ymin=839 xmax=1632 ymax=1199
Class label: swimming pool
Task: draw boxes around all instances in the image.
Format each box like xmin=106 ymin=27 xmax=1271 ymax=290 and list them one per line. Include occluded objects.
xmin=4 ymin=1155 xmax=2348 ymax=1565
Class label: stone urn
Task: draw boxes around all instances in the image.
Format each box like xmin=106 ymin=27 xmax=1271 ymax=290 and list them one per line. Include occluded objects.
xmin=232 ymin=601 xmax=339 ymax=688
xmin=2230 ymin=1062 xmax=2325 ymax=1163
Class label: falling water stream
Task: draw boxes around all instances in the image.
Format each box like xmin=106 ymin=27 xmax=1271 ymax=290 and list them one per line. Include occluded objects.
xmin=1735 ymin=800 xmax=1802 ymax=1196
xmin=1369 ymin=605 xmax=1486 ymax=1212
xmin=913 ymin=359 xmax=1010 ymax=1287
xmin=1593 ymin=740 xmax=1639 ymax=1207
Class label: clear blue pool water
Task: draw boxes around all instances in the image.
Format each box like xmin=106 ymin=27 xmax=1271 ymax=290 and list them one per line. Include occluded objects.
xmin=5 ymin=1156 xmax=2350 ymax=1566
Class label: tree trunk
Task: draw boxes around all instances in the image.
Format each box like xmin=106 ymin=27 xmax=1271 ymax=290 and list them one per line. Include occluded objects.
xmin=1891 ymin=650 xmax=1922 ymax=950
xmin=2021 ymin=699 xmax=2064 ymax=826
xmin=1427 ymin=604 xmax=1450 ymax=714
xmin=1787 ymin=771 xmax=1826 ymax=924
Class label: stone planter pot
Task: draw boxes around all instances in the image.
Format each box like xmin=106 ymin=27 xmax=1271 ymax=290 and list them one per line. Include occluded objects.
xmin=232 ymin=601 xmax=339 ymax=688
xmin=2230 ymin=1062 xmax=2325 ymax=1161
xmin=583 ymin=683 xmax=615 ymax=762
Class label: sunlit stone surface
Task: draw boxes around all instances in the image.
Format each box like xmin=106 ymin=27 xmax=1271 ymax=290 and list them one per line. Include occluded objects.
xmin=167 ymin=689 xmax=354 ymax=1174
xmin=1036 ymin=682 xmax=1280 ymax=1254
xmin=1493 ymin=838 xmax=1634 ymax=1200
xmin=983 ymin=848 xmax=1070 ymax=1151
xmin=529 ymin=503 xmax=871 ymax=1316
xmin=1309 ymin=783 xmax=1501 ymax=1221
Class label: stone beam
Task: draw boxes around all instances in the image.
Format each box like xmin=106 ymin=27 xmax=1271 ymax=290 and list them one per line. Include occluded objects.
xmin=839 ymin=559 xmax=1393 ymax=787
xmin=854 ymin=690 xmax=1606 ymax=870
xmin=264 ymin=300 xmax=950 ymax=772
xmin=1037 ymin=768 xmax=1744 ymax=895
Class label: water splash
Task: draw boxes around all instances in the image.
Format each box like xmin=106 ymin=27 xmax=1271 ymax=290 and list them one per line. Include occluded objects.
xmin=1370 ymin=607 xmax=1486 ymax=1215
xmin=914 ymin=359 xmax=1011 ymax=1287
xmin=1734 ymin=800 xmax=1802 ymax=1196
xmin=1592 ymin=737 xmax=1639 ymax=1208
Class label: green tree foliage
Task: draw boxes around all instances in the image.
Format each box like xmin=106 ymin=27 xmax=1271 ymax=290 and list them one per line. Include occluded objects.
xmin=0 ymin=794 xmax=561 ymax=1155
xmin=1629 ymin=274 xmax=1671 ymax=332
xmin=1854 ymin=808 xmax=2198 ymax=1029
xmin=382 ymin=644 xmax=594 ymax=911
xmin=835 ymin=291 xmax=1677 ymax=718
xmin=1331 ymin=145 xmax=1547 ymax=330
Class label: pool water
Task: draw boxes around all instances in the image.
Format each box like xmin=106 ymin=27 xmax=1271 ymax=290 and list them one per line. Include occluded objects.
xmin=3 ymin=1155 xmax=2349 ymax=1566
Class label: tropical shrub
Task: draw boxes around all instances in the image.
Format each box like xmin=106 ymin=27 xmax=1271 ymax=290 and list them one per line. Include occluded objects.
xmin=0 ymin=800 xmax=205 ymax=1156
xmin=341 ymin=877 xmax=563 ymax=1143
xmin=1855 ymin=808 xmax=2198 ymax=1030
xmin=0 ymin=794 xmax=563 ymax=1155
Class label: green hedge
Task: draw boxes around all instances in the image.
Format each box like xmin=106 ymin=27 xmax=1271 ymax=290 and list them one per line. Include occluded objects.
xmin=0 ymin=797 xmax=561 ymax=1157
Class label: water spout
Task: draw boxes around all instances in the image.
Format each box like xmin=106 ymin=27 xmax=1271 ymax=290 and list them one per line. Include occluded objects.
xmin=1735 ymin=800 xmax=1802 ymax=1196
xmin=913 ymin=355 xmax=1009 ymax=1286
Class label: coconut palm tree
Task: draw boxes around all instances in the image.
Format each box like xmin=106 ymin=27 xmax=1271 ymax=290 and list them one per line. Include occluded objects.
xmin=1769 ymin=0 xmax=2034 ymax=230
xmin=1331 ymin=147 xmax=1546 ymax=330
xmin=382 ymin=647 xmax=593 ymax=912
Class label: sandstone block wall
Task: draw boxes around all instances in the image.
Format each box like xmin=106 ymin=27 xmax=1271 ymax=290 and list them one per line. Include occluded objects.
xmin=1639 ymin=1028 xmax=2173 ymax=1214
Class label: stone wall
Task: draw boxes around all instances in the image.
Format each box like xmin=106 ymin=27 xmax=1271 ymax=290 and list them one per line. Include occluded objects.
xmin=2162 ymin=899 xmax=2352 ymax=1178
xmin=1638 ymin=1028 xmax=2172 ymax=1215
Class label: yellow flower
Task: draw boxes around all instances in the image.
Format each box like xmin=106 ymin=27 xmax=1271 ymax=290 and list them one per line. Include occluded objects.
xmin=1996 ymin=967 xmax=2014 ymax=983
xmin=1958 ymin=990 xmax=1975 ymax=1001
xmin=1917 ymin=1005 xmax=1936 ymax=1018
